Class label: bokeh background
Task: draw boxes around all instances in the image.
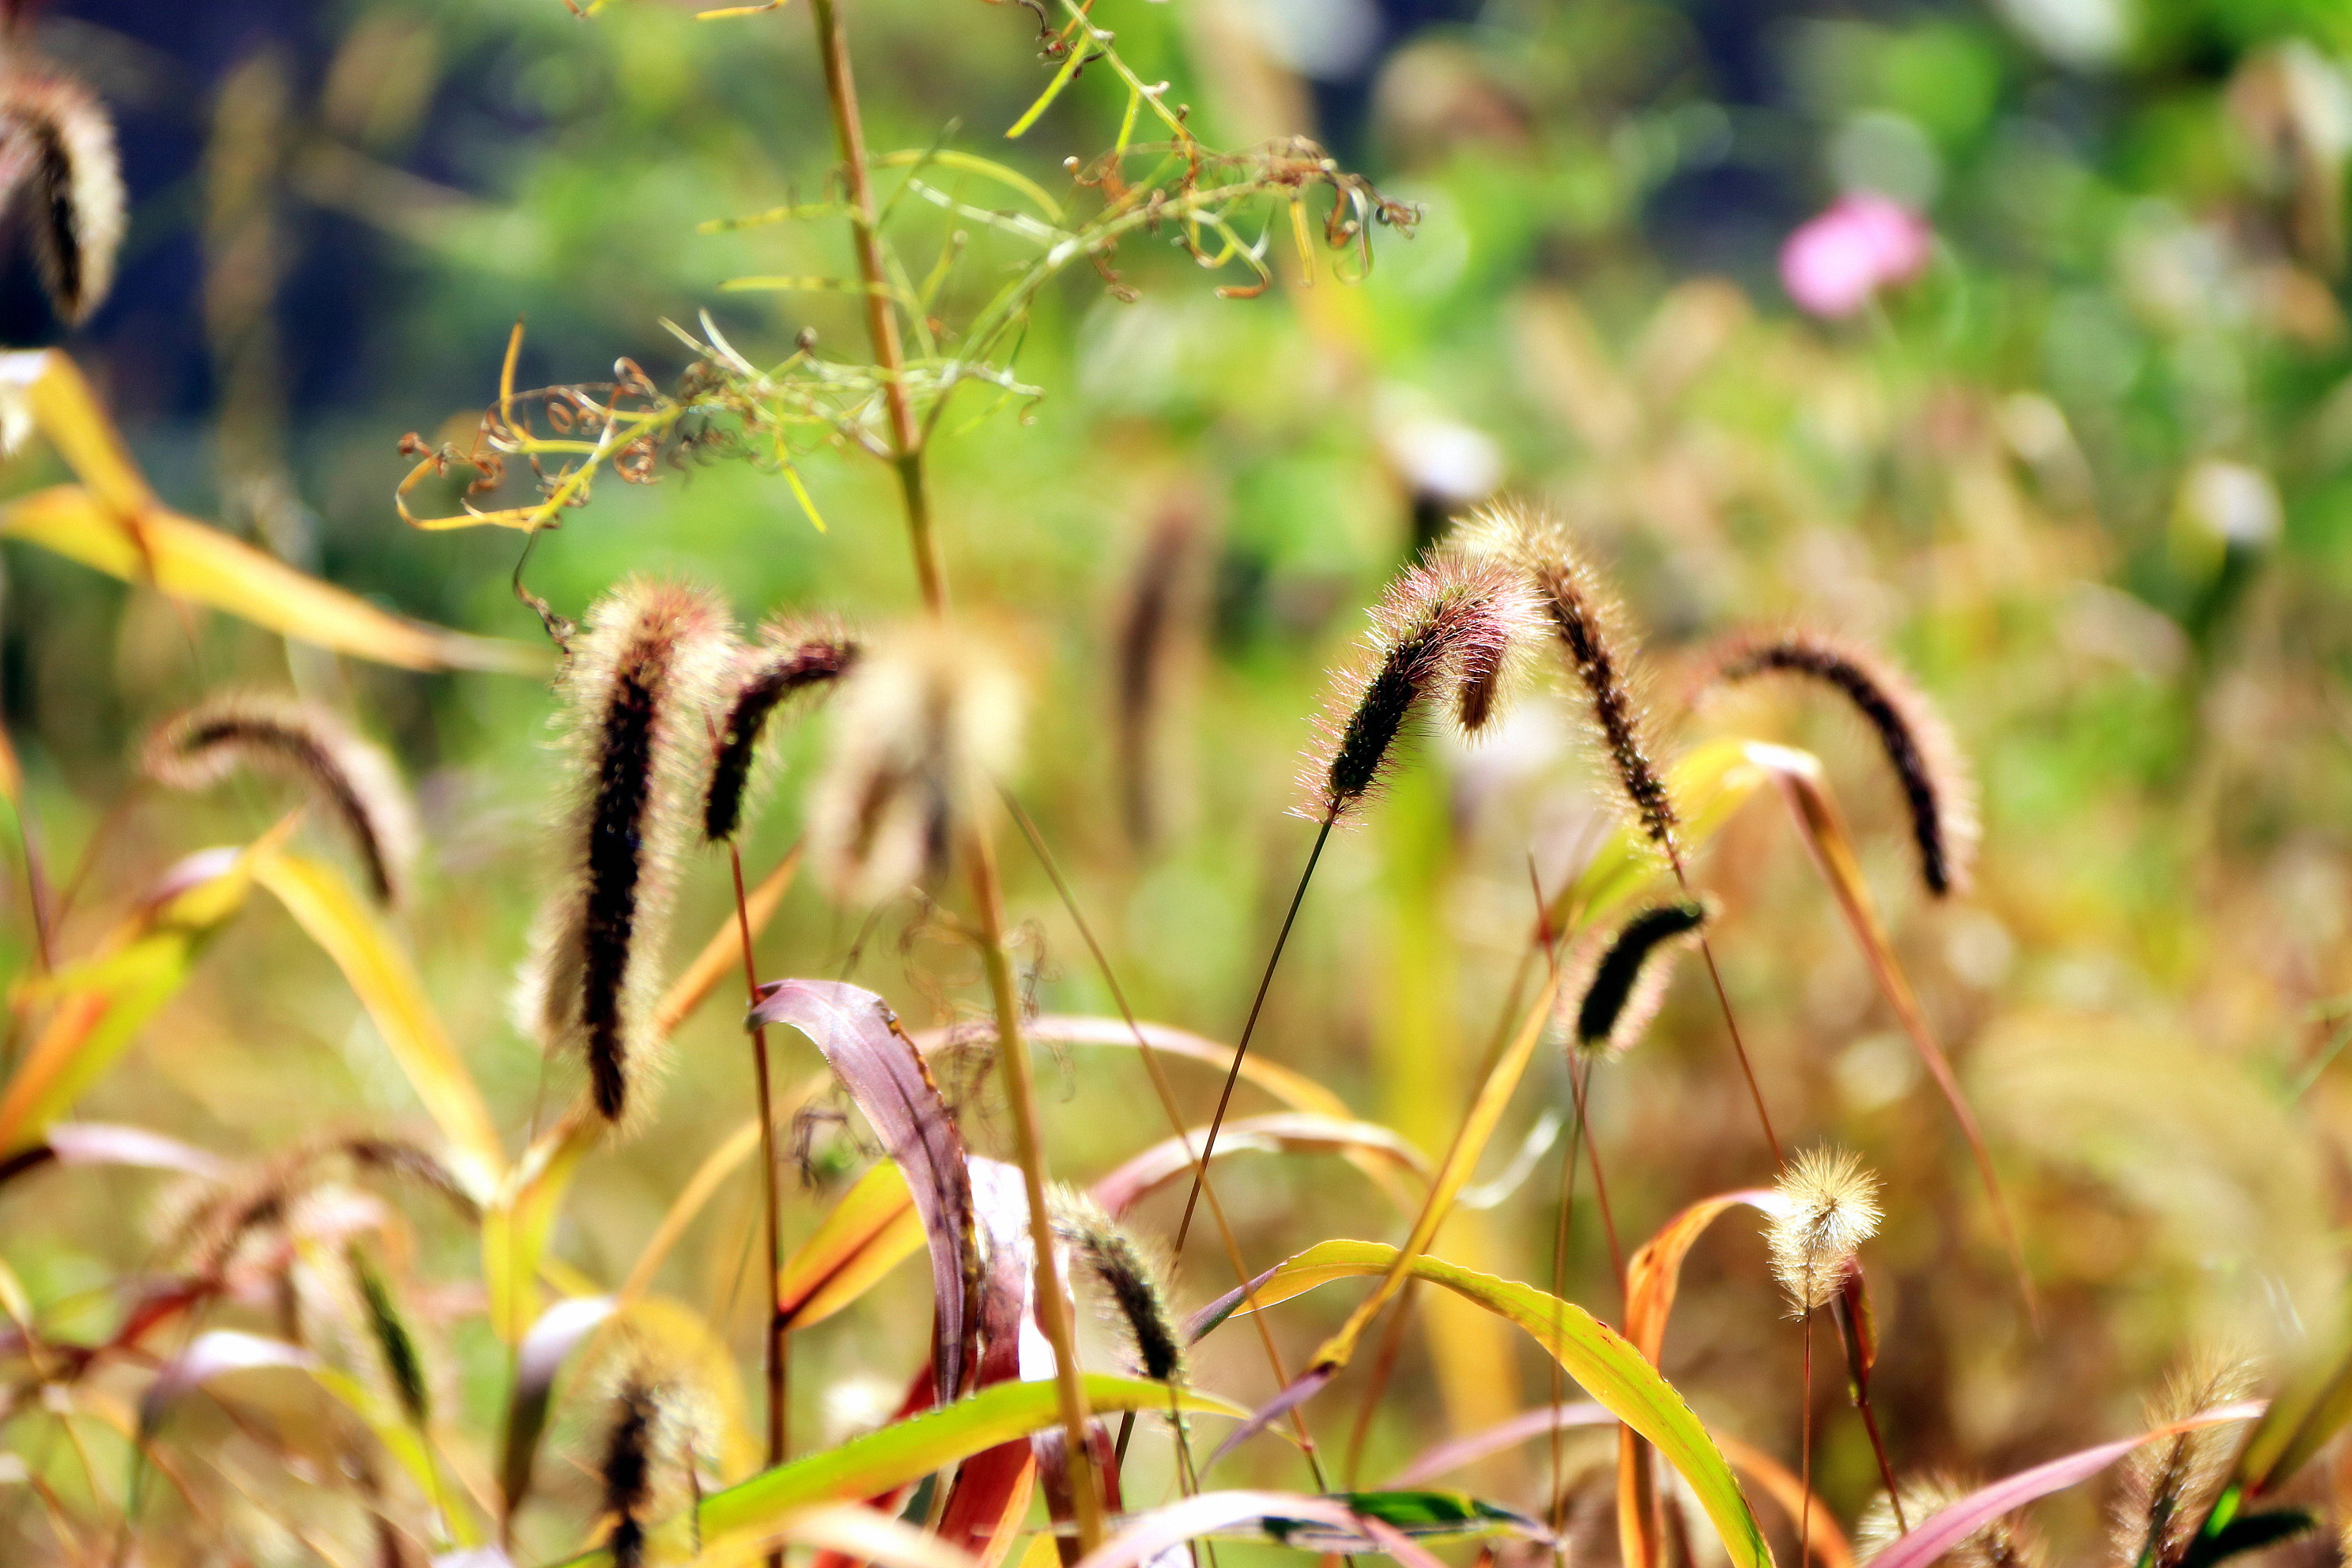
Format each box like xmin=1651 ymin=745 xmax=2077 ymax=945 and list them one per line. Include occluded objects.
xmin=8 ymin=0 xmax=2352 ymax=1561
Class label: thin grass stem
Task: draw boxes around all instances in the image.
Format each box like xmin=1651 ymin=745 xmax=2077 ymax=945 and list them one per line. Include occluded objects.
xmin=729 ymin=843 xmax=789 ymax=1567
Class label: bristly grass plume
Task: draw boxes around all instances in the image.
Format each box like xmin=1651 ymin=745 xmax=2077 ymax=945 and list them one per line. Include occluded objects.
xmin=1561 ymin=899 xmax=1713 ymax=1058
xmin=807 ymin=621 xmax=1023 ymax=904
xmin=1858 ymin=1476 xmax=2045 ymax=1568
xmin=145 ymin=692 xmax=420 ymax=904
xmin=2116 ymin=1352 xmax=2259 ymax=1568
xmin=1698 ymin=628 xmax=1978 ymax=896
xmin=1768 ymin=1146 xmax=1884 ymax=1316
xmin=1296 ymin=550 xmax=1538 ymax=824
xmin=525 ymin=578 xmax=735 ymax=1125
xmin=0 ymin=70 xmax=126 ymax=325
xmin=1455 ymin=503 xmax=1678 ymax=852
xmin=1050 ymin=1185 xmax=1185 ymax=1385
xmin=703 ymin=619 xmax=859 ymax=843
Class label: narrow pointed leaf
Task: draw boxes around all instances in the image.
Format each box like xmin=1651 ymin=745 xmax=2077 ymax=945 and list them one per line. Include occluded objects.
xmin=1069 ymin=1490 xmax=1453 ymax=1568
xmin=1865 ymin=1404 xmax=2264 ymax=1568
xmin=1092 ymin=1113 xmax=1428 ymax=1218
xmin=253 ymin=849 xmax=503 ymax=1197
xmin=778 ymin=1159 xmax=926 ymax=1330
xmin=1224 ymin=1239 xmax=1770 ymax=1568
xmin=0 ymin=484 xmax=541 ymax=673
xmin=482 ymin=1108 xmax=601 ymax=1344
xmin=912 ymin=1015 xmax=1354 ymax=1120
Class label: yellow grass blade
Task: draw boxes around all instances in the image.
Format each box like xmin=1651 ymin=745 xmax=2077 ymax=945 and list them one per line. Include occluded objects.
xmin=0 ymin=823 xmax=296 ymax=1152
xmin=0 ymin=485 xmax=543 ymax=674
xmin=484 ymin=1108 xmax=602 ymax=1344
xmin=778 ymin=1160 xmax=927 ymax=1331
xmin=251 ymin=849 xmax=504 ymax=1198
xmin=1 ymin=349 xmax=153 ymax=514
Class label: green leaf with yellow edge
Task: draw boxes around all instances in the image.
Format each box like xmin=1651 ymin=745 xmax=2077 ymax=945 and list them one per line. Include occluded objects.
xmin=251 ymin=849 xmax=504 ymax=1198
xmin=484 ymin=1108 xmax=602 ymax=1344
xmin=0 ymin=484 xmax=542 ymax=674
xmin=778 ymin=1159 xmax=928 ymax=1331
xmin=541 ymin=1375 xmax=1250 ymax=1568
xmin=1241 ymin=1241 xmax=1772 ymax=1568
xmin=0 ymin=825 xmax=295 ymax=1152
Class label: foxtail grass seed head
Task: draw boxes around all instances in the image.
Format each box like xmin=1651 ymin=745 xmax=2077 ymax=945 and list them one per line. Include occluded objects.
xmin=1049 ymin=1185 xmax=1185 ymax=1384
xmin=1858 ymin=1476 xmax=2041 ymax=1568
xmin=523 ymin=579 xmax=734 ymax=1125
xmin=1298 ymin=553 xmax=1539 ymax=822
xmin=1700 ymin=628 xmax=1978 ymax=896
xmin=703 ymin=620 xmax=859 ymax=842
xmin=2115 ymin=1351 xmax=2258 ymax=1568
xmin=808 ymin=622 xmax=1024 ymax=905
xmin=1767 ymin=1146 xmax=1883 ymax=1315
xmin=598 ymin=1378 xmax=662 ymax=1568
xmin=1453 ymin=504 xmax=1678 ymax=851
xmin=1559 ymin=899 xmax=1713 ymax=1059
xmin=145 ymin=692 xmax=420 ymax=904
xmin=0 ymin=72 xmax=125 ymax=324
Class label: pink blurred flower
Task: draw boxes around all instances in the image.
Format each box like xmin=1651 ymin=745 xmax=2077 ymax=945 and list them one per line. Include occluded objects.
xmin=1779 ymin=194 xmax=1934 ymax=318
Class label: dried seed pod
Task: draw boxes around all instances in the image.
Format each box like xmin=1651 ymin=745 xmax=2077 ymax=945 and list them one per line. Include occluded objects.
xmin=807 ymin=622 xmax=1023 ymax=905
xmin=0 ymin=72 xmax=126 ymax=325
xmin=1048 ymin=1185 xmax=1185 ymax=1384
xmin=702 ymin=620 xmax=859 ymax=843
xmin=1559 ymin=899 xmax=1713 ymax=1059
xmin=2115 ymin=1351 xmax=2259 ymax=1568
xmin=1453 ymin=504 xmax=1678 ymax=851
xmin=145 ymin=692 xmax=420 ymax=904
xmin=1857 ymin=1475 xmax=2044 ymax=1568
xmin=523 ymin=579 xmax=735 ymax=1125
xmin=1766 ymin=1146 xmax=1883 ymax=1316
xmin=1297 ymin=552 xmax=1539 ymax=823
xmin=1698 ymin=628 xmax=1977 ymax=896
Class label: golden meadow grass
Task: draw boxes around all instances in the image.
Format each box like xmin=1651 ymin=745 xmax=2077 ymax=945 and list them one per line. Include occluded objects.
xmin=0 ymin=4 xmax=2348 ymax=1568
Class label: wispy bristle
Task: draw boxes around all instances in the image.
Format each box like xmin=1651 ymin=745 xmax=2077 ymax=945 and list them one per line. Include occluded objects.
xmin=349 ymin=1248 xmax=431 ymax=1427
xmin=1858 ymin=1475 xmax=2042 ymax=1568
xmin=161 ymin=1132 xmax=477 ymax=1279
xmin=1560 ymin=899 xmax=1713 ymax=1059
xmin=145 ymin=692 xmax=420 ymax=904
xmin=1298 ymin=553 xmax=1539 ymax=822
xmin=524 ymin=579 xmax=734 ymax=1125
xmin=1698 ymin=628 xmax=1978 ymax=896
xmin=1049 ymin=1185 xmax=1185 ymax=1385
xmin=1453 ymin=504 xmax=1678 ymax=850
xmin=1766 ymin=1146 xmax=1883 ymax=1316
xmin=807 ymin=623 xmax=1024 ymax=905
xmin=2115 ymin=1351 xmax=2258 ymax=1568
xmin=702 ymin=620 xmax=858 ymax=842
xmin=1 ymin=73 xmax=125 ymax=325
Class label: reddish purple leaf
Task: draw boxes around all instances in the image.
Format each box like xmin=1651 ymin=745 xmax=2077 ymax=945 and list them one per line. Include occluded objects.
xmin=752 ymin=978 xmax=978 ymax=1404
xmin=1388 ymin=1402 xmax=1613 ymax=1487
xmin=1865 ymin=1403 xmax=2264 ymax=1568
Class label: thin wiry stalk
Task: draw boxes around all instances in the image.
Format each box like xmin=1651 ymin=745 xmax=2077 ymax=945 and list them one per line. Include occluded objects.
xmin=1800 ymin=1314 xmax=1815 ymax=1568
xmin=802 ymin=0 xmax=1099 ymax=1535
xmin=1174 ymin=812 xmax=1332 ymax=1255
xmin=1001 ymin=790 xmax=1314 ymax=1498
xmin=729 ymin=842 xmax=788 ymax=1568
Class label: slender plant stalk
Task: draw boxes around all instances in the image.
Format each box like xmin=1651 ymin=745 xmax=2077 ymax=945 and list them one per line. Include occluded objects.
xmin=803 ymin=0 xmax=1099 ymax=1542
xmin=1343 ymin=1282 xmax=1417 ymax=1487
xmin=729 ymin=843 xmax=789 ymax=1565
xmin=1664 ymin=846 xmax=1781 ymax=1165
xmin=1799 ymin=1313 xmax=1814 ymax=1568
xmin=967 ymin=826 xmax=1106 ymax=1549
xmin=1002 ymin=791 xmax=1322 ymax=1490
xmin=1570 ymin=1063 xmax=1625 ymax=1291
xmin=1173 ymin=811 xmax=1335 ymax=1253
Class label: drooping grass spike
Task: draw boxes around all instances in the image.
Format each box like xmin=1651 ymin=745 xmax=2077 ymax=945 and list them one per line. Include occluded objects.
xmin=0 ymin=71 xmax=126 ymax=324
xmin=1699 ymin=628 xmax=1978 ymax=896
xmin=1454 ymin=503 xmax=1679 ymax=853
xmin=1562 ymin=899 xmax=1714 ymax=1058
xmin=524 ymin=578 xmax=735 ymax=1125
xmin=703 ymin=620 xmax=859 ymax=843
xmin=145 ymin=692 xmax=421 ymax=905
